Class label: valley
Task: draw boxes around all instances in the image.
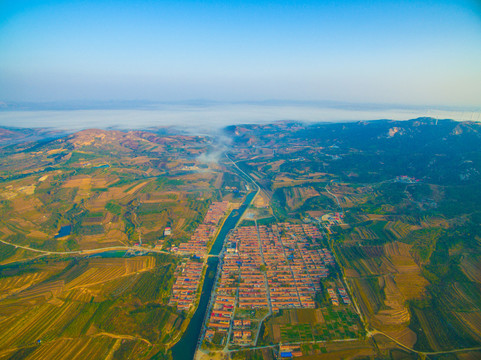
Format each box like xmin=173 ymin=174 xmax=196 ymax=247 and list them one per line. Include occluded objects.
xmin=0 ymin=119 xmax=481 ymax=359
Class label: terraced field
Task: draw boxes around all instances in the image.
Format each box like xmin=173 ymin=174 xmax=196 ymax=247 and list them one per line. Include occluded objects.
xmin=0 ymin=254 xmax=182 ymax=359
xmin=341 ymin=241 xmax=427 ymax=348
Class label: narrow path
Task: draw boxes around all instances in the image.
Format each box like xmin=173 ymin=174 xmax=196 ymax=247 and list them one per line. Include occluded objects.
xmin=325 ymin=182 xmax=343 ymax=216
xmin=319 ymin=185 xmax=368 ymax=329
xmin=368 ymin=330 xmax=481 ymax=357
xmin=93 ymin=332 xmax=152 ymax=346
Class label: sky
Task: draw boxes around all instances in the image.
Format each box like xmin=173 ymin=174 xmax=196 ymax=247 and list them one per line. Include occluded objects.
xmin=1 ymin=0 xmax=481 ymax=110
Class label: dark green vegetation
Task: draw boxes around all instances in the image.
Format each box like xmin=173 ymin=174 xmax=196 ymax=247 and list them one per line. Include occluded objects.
xmin=264 ymin=308 xmax=364 ymax=344
xmin=226 ymin=119 xmax=481 ymax=354
xmin=231 ymin=348 xmax=275 ymax=360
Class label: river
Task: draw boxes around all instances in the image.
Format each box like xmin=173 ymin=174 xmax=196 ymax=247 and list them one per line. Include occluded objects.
xmin=171 ymin=191 xmax=256 ymax=360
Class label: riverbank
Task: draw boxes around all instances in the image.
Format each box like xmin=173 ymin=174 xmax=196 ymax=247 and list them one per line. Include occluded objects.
xmin=171 ymin=191 xmax=257 ymax=360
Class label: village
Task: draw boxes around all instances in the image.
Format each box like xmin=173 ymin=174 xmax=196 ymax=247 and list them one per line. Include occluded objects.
xmin=201 ymin=222 xmax=349 ymax=349
xmin=168 ymin=201 xmax=230 ymax=310
xmin=166 ymin=198 xmax=354 ymax=356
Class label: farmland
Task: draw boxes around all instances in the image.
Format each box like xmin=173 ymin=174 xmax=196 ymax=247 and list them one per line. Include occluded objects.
xmin=0 ymin=128 xmax=230 ymax=257
xmin=265 ymin=308 xmax=363 ymax=344
xmin=2 ymin=119 xmax=481 ymax=359
xmin=0 ymin=253 xmax=184 ymax=359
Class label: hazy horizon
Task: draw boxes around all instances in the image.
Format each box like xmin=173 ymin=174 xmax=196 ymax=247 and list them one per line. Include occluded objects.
xmin=0 ymin=101 xmax=479 ymax=131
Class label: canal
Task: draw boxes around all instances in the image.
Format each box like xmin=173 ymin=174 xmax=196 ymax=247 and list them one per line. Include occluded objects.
xmin=171 ymin=191 xmax=256 ymax=360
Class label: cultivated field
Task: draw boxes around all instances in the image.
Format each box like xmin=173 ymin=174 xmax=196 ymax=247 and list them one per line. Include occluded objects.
xmin=0 ymin=253 xmax=182 ymax=359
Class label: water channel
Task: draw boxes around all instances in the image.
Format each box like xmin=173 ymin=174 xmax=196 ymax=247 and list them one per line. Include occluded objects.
xmin=171 ymin=191 xmax=256 ymax=360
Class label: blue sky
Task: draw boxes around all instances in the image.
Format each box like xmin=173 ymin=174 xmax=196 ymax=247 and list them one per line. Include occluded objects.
xmin=1 ymin=0 xmax=481 ymax=107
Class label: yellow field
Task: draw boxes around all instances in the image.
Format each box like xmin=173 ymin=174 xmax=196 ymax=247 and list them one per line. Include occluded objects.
xmin=141 ymin=191 xmax=181 ymax=203
xmin=0 ymin=272 xmax=52 ymax=300
xmin=253 ymin=192 xmax=269 ymax=208
xmin=0 ymin=300 xmax=82 ymax=348
xmin=273 ymin=178 xmax=324 ymax=189
xmin=62 ymin=176 xmax=92 ymax=189
xmin=373 ymin=275 xmax=410 ymax=326
xmin=345 ymin=241 xmax=427 ymax=347
xmin=11 ymin=196 xmax=43 ymax=215
xmin=65 ymin=257 xmax=155 ymax=290
xmin=214 ymin=172 xmax=223 ymax=188
xmin=26 ymin=336 xmax=120 ymax=360
xmin=125 ymin=181 xmax=150 ymax=195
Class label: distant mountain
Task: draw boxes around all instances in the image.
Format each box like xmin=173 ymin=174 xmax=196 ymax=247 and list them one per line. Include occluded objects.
xmin=225 ymin=118 xmax=481 ymax=185
xmin=0 ymin=126 xmax=69 ymax=147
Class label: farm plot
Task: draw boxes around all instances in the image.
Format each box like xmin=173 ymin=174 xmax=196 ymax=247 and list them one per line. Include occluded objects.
xmin=284 ymin=186 xmax=320 ymax=210
xmin=384 ymin=221 xmax=414 ymax=240
xmin=354 ymin=226 xmax=379 ymax=241
xmin=0 ymin=300 xmax=84 ymax=348
xmin=348 ymin=278 xmax=385 ymax=316
xmin=65 ymin=257 xmax=155 ymax=290
xmin=266 ymin=308 xmax=362 ymax=344
xmin=343 ymin=240 xmax=427 ymax=348
xmin=337 ymin=246 xmax=387 ymax=277
xmin=372 ymin=275 xmax=410 ymax=327
xmin=24 ymin=335 xmax=117 ymax=360
xmin=0 ymin=271 xmax=51 ymax=300
xmin=0 ymin=253 xmax=182 ymax=358
xmin=410 ymin=307 xmax=455 ymax=352
xmin=404 ymin=228 xmax=441 ymax=264
xmin=436 ymin=281 xmax=481 ymax=343
xmin=384 ymin=241 xmax=427 ymax=300
xmin=460 ymin=255 xmax=481 ymax=283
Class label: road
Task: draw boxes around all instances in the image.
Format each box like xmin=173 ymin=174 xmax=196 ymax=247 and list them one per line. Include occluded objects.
xmin=253 ymin=220 xmax=273 ymax=347
xmin=325 ymin=182 xmax=343 ymax=216
xmin=368 ymin=330 xmax=481 ymax=357
xmin=0 ymin=239 xmax=180 ymax=257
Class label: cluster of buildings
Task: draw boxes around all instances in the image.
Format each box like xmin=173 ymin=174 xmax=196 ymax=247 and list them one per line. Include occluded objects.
xmin=207 ymin=297 xmax=235 ymax=332
xmin=204 ymin=226 xmax=264 ymax=346
xmin=168 ymin=260 xmax=204 ymax=311
xmin=169 ymin=202 xmax=231 ymax=311
xmin=204 ymin=223 xmax=337 ymax=347
xmin=279 ymin=345 xmax=303 ymax=359
xmin=235 ymin=226 xmax=269 ymax=309
xmin=174 ymin=201 xmax=229 ymax=256
xmin=394 ymin=175 xmax=419 ymax=183
xmin=232 ymin=329 xmax=252 ymax=343
xmin=320 ymin=212 xmax=345 ymax=232
xmin=232 ymin=320 xmax=253 ymax=343
xmin=264 ymin=223 xmax=332 ymax=311
xmin=326 ymin=287 xmax=351 ymax=306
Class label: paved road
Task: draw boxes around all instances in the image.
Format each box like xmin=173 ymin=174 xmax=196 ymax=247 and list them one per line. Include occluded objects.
xmin=0 ymin=239 xmax=180 ymax=257
xmin=325 ymin=182 xmax=343 ymax=215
